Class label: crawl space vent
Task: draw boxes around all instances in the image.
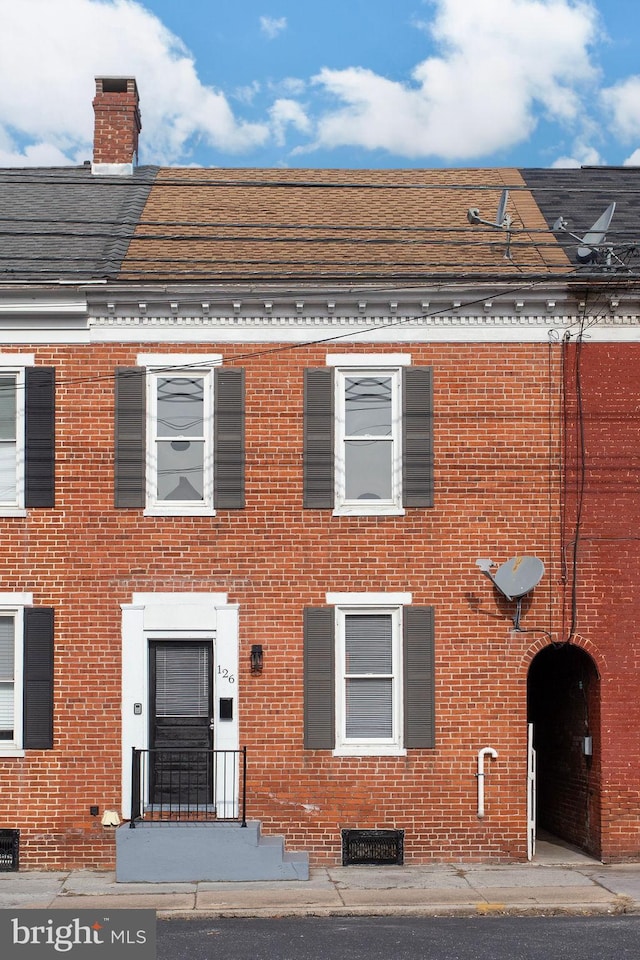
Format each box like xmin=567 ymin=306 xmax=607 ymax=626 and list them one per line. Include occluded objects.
xmin=342 ymin=829 xmax=404 ymax=866
xmin=0 ymin=830 xmax=19 ymax=871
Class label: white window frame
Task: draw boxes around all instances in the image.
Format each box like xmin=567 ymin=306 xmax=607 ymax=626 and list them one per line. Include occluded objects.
xmin=0 ymin=593 xmax=33 ymax=757
xmin=139 ymin=354 xmax=220 ymax=517
xmin=329 ymin=592 xmax=409 ymax=757
xmin=0 ymin=355 xmax=35 ymax=517
xmin=328 ymin=354 xmax=409 ymax=517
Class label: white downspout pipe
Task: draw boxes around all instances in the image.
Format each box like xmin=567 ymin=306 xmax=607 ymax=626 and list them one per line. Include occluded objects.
xmin=477 ymin=747 xmax=498 ymax=819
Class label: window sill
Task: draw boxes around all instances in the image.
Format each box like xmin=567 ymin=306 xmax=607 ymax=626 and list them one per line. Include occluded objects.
xmin=333 ymin=506 xmax=405 ymax=518
xmin=0 ymin=749 xmax=25 ymax=758
xmin=333 ymin=745 xmax=407 ymax=758
xmin=144 ymin=506 xmax=216 ymax=518
xmin=0 ymin=508 xmax=27 ymax=518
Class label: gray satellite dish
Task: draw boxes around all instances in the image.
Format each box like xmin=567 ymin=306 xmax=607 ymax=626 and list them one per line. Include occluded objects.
xmin=467 ymin=188 xmax=511 ymax=229
xmin=496 ymin=189 xmax=509 ymax=228
xmin=577 ymin=202 xmax=615 ymax=263
xmin=553 ymin=202 xmax=616 ymax=265
xmin=492 ymin=556 xmax=544 ymax=601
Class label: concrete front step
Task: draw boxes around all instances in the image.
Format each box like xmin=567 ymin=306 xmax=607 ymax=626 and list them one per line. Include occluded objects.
xmin=115 ymin=820 xmax=309 ymax=882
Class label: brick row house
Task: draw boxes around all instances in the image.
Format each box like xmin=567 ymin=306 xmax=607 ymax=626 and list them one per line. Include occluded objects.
xmin=0 ymin=78 xmax=638 ymax=877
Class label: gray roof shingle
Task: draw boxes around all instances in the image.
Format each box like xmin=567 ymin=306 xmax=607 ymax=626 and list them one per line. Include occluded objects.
xmin=0 ymin=165 xmax=157 ymax=282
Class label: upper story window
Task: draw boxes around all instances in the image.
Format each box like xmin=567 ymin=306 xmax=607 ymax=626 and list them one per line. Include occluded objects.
xmin=336 ymin=368 xmax=400 ymax=511
xmin=303 ymin=355 xmax=432 ymax=516
xmin=149 ymin=371 xmax=212 ymax=512
xmin=114 ymin=356 xmax=245 ymax=515
xmin=0 ymin=357 xmax=55 ymax=516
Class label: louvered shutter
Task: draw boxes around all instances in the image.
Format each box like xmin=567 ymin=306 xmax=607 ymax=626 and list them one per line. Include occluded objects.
xmin=214 ymin=367 xmax=245 ymax=509
xmin=25 ymin=367 xmax=55 ymax=507
xmin=303 ymin=368 xmax=334 ymax=508
xmin=303 ymin=607 xmax=335 ymax=749
xmin=115 ymin=367 xmax=146 ymax=508
xmin=404 ymin=605 xmax=435 ymax=748
xmin=23 ymin=607 xmax=54 ymax=750
xmin=402 ymin=366 xmax=433 ymax=508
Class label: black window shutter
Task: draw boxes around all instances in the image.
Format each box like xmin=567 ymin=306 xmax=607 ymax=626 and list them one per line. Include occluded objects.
xmin=404 ymin=605 xmax=435 ymax=748
xmin=303 ymin=607 xmax=335 ymax=749
xmin=214 ymin=367 xmax=245 ymax=509
xmin=23 ymin=607 xmax=54 ymax=750
xmin=25 ymin=367 xmax=55 ymax=508
xmin=114 ymin=367 xmax=146 ymax=508
xmin=402 ymin=366 xmax=433 ymax=508
xmin=303 ymin=368 xmax=334 ymax=508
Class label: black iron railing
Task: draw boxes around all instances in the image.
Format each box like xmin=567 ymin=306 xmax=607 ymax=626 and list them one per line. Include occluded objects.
xmin=130 ymin=747 xmax=247 ymax=828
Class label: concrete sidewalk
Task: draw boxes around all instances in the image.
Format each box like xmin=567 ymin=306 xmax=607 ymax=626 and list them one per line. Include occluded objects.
xmin=2 ymin=858 xmax=640 ymax=918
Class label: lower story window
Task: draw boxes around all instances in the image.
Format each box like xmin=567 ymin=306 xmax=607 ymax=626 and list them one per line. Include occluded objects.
xmin=303 ymin=596 xmax=435 ymax=756
xmin=337 ymin=608 xmax=401 ymax=752
xmin=0 ymin=615 xmax=16 ymax=741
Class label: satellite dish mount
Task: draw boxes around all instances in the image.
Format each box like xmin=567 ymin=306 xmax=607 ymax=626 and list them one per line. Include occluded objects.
xmin=476 ymin=555 xmax=545 ymax=630
xmin=467 ymin=189 xmax=514 ymax=260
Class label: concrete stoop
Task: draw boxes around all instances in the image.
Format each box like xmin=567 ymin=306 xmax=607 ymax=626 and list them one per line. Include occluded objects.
xmin=115 ymin=820 xmax=309 ymax=883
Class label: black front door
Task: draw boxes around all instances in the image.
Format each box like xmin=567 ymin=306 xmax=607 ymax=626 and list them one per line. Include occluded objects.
xmin=149 ymin=640 xmax=213 ymax=805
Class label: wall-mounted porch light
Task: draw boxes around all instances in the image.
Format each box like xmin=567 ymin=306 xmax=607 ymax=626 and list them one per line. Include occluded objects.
xmin=250 ymin=644 xmax=264 ymax=674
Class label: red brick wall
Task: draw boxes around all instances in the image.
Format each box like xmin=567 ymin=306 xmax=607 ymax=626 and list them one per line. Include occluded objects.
xmin=0 ymin=340 xmax=566 ymax=869
xmin=563 ymin=341 xmax=640 ymax=861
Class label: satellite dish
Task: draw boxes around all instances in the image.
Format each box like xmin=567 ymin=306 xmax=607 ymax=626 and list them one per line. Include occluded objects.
xmin=492 ymin=556 xmax=544 ymax=601
xmin=467 ymin=189 xmax=511 ymax=230
xmin=577 ymin=202 xmax=615 ymax=263
xmin=496 ymin=189 xmax=509 ymax=228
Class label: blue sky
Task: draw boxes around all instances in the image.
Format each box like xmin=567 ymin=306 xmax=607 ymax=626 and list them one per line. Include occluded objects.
xmin=1 ymin=0 xmax=639 ymax=168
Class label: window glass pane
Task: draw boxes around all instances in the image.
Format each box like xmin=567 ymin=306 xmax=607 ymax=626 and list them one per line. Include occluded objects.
xmin=345 ymin=376 xmax=391 ymax=437
xmin=345 ymin=440 xmax=392 ymax=500
xmin=0 ymin=616 xmax=14 ymax=677
xmin=157 ymin=440 xmax=204 ymax=501
xmin=0 ymin=444 xmax=17 ymax=502
xmin=346 ymin=678 xmax=393 ymax=738
xmin=155 ymin=645 xmax=209 ymax=717
xmin=0 ymin=617 xmax=14 ymax=738
xmin=346 ymin=614 xmax=392 ymax=673
xmin=156 ymin=377 xmax=204 ymax=438
xmin=0 ymin=377 xmax=16 ymax=442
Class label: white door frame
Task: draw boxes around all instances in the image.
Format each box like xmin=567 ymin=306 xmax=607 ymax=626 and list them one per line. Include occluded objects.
xmin=121 ymin=593 xmax=239 ymax=818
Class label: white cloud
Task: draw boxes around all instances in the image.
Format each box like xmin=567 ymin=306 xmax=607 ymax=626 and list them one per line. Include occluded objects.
xmin=310 ymin=0 xmax=600 ymax=160
xmin=623 ymin=149 xmax=640 ymax=166
xmin=551 ymin=143 xmax=603 ymax=167
xmin=269 ymin=99 xmax=311 ymax=145
xmin=601 ymin=76 xmax=640 ymax=140
xmin=260 ymin=16 xmax=287 ymax=40
xmin=0 ymin=0 xmax=269 ymax=166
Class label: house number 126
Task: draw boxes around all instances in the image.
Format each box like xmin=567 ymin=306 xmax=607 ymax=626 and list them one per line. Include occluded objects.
xmin=217 ymin=666 xmax=236 ymax=683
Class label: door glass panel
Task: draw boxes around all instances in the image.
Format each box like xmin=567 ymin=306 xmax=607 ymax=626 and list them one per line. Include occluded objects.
xmin=155 ymin=644 xmax=209 ymax=716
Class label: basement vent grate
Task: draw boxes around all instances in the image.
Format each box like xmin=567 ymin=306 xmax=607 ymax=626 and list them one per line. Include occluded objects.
xmin=341 ymin=829 xmax=404 ymax=866
xmin=0 ymin=829 xmax=19 ymax=872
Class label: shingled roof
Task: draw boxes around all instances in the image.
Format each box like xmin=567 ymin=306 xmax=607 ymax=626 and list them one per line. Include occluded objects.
xmin=116 ymin=166 xmax=569 ymax=285
xmin=1 ymin=163 xmax=638 ymax=288
xmin=521 ymin=167 xmax=640 ymax=272
xmin=0 ymin=165 xmax=157 ymax=282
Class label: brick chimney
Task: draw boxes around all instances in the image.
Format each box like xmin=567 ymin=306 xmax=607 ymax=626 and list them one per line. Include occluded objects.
xmin=92 ymin=77 xmax=141 ymax=175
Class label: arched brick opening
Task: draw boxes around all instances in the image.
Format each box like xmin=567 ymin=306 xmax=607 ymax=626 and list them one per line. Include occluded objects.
xmin=527 ymin=643 xmax=601 ymax=857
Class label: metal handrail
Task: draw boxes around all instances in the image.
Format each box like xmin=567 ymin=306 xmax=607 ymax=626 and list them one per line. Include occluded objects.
xmin=129 ymin=746 xmax=247 ymax=828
